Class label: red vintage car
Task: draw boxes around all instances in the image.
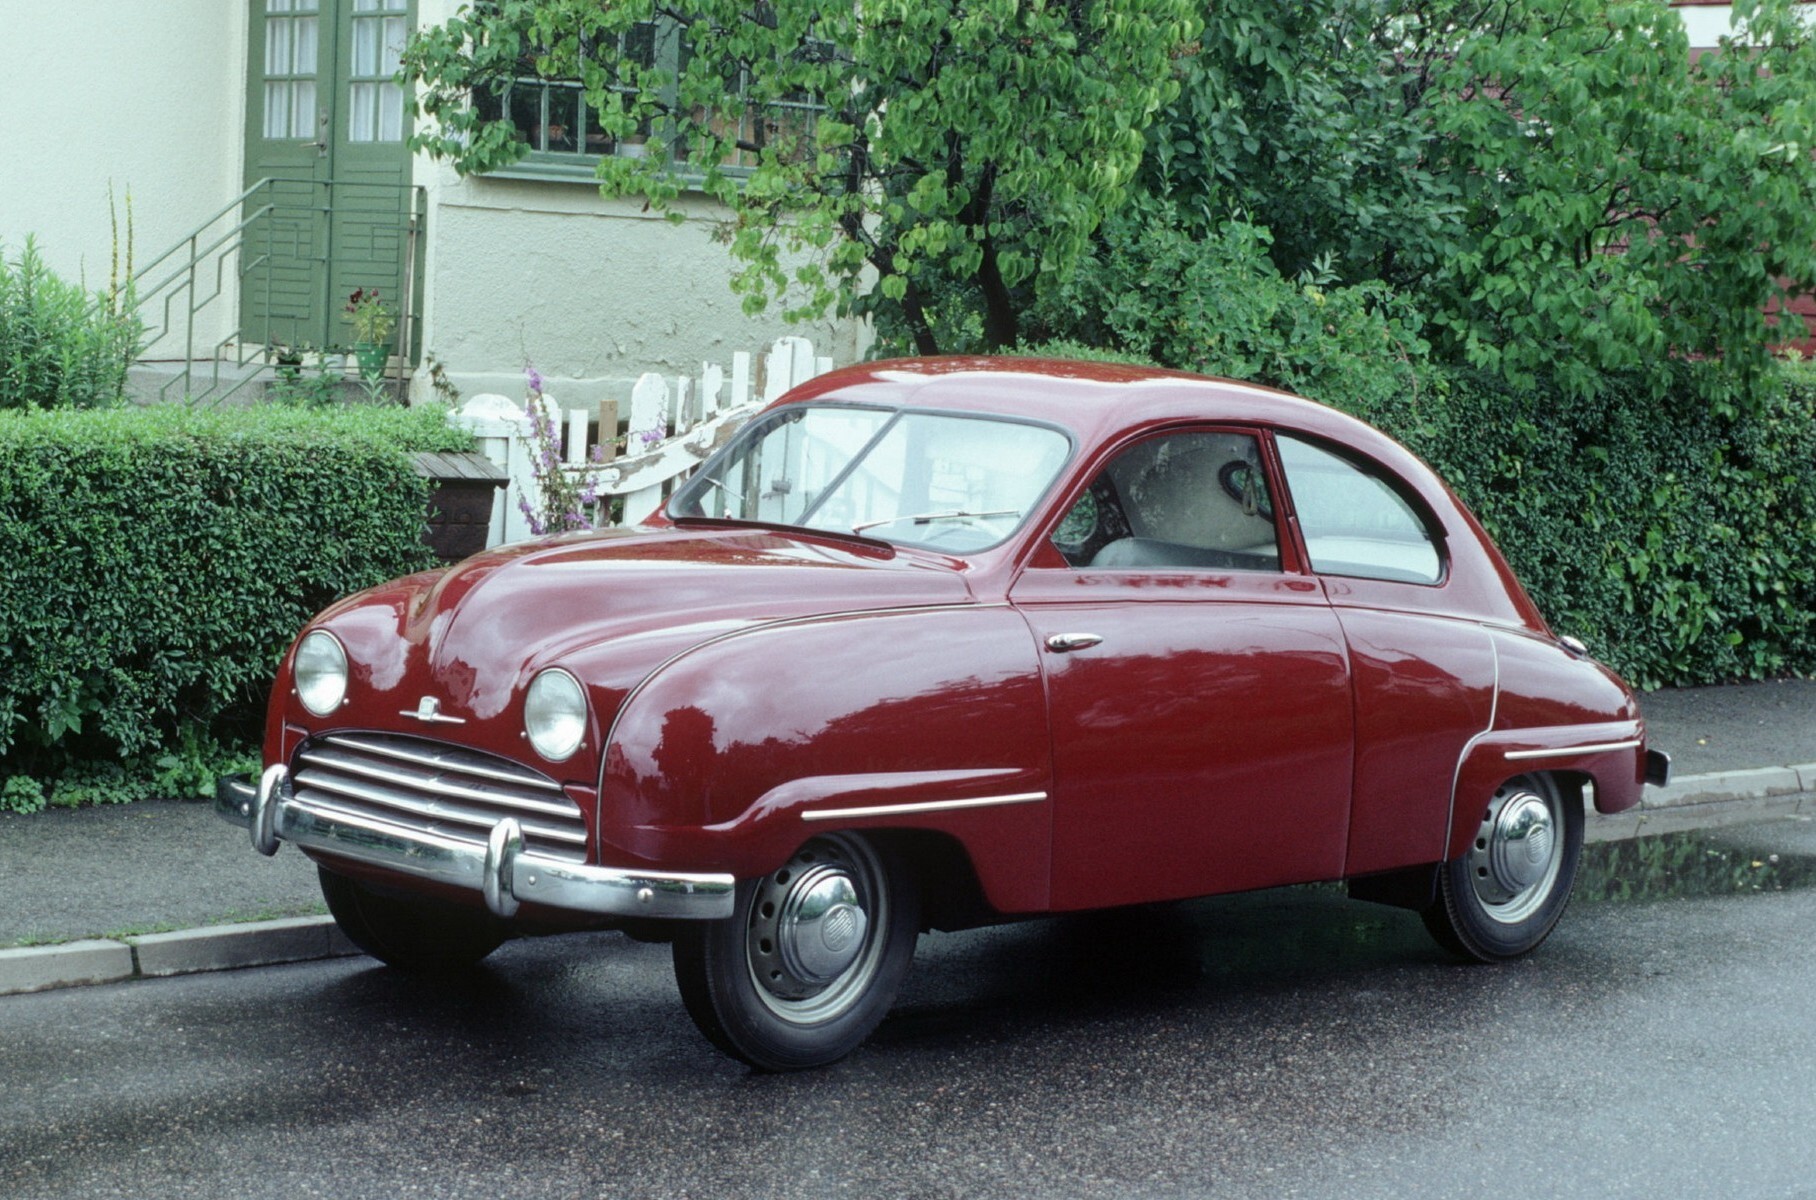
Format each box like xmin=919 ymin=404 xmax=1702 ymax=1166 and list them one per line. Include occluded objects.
xmin=220 ymin=357 xmax=1669 ymax=1070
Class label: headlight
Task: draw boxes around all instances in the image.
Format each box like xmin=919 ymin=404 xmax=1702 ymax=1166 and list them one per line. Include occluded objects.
xmin=294 ymin=631 xmax=348 ymax=716
xmin=525 ymin=669 xmax=586 ymax=762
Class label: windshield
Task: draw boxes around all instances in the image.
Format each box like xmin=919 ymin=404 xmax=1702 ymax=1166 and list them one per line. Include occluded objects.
xmin=669 ymin=405 xmax=1072 ymax=552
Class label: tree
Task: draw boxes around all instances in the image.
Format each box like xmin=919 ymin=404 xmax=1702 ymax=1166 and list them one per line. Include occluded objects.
xmin=1153 ymin=0 xmax=1816 ymax=403
xmin=403 ymin=0 xmax=1201 ymax=354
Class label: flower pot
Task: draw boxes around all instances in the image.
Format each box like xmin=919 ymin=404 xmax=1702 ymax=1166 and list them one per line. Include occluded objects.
xmin=352 ymin=341 xmax=391 ymax=382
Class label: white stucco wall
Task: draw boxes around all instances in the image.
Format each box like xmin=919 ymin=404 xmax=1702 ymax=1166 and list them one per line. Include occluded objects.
xmin=416 ymin=169 xmax=864 ymax=406
xmin=0 ymin=0 xmax=246 ymax=356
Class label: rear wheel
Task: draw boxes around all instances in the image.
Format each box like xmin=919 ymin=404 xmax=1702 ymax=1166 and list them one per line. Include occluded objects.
xmin=673 ymin=833 xmax=919 ymax=1071
xmin=318 ymin=866 xmax=506 ymax=973
xmin=1422 ymin=774 xmax=1582 ymax=961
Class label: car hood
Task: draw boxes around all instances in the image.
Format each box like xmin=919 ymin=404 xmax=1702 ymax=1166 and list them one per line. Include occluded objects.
xmin=314 ymin=525 xmax=975 ymax=724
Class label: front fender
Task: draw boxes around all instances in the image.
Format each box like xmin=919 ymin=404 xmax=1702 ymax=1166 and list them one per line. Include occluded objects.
xmin=599 ymin=604 xmax=1053 ymax=913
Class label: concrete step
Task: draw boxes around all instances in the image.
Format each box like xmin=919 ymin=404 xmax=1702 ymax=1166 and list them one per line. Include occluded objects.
xmin=126 ymin=357 xmax=404 ymax=406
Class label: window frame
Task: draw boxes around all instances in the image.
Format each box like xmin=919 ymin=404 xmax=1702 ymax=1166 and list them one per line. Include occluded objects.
xmin=471 ymin=16 xmax=828 ymax=187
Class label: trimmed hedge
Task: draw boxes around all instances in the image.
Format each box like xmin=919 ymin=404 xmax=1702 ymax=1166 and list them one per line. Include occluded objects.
xmin=1347 ymin=365 xmax=1816 ymax=689
xmin=0 ymin=405 xmax=474 ymax=798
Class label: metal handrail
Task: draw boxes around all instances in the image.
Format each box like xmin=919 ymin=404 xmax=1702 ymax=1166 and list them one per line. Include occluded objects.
xmin=130 ymin=176 xmax=425 ymax=405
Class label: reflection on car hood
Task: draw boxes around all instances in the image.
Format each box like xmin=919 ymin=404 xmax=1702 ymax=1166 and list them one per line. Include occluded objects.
xmin=319 ymin=525 xmax=974 ymax=723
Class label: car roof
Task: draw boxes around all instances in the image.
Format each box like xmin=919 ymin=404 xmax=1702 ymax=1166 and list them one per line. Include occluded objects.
xmin=778 ymin=356 xmax=1549 ymax=633
xmin=783 ymin=356 xmax=1410 ymax=474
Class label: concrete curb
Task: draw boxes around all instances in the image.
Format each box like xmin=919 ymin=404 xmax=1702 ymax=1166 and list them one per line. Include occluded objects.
xmin=0 ymin=916 xmax=358 ymax=998
xmin=1 ymin=768 xmax=1811 ymax=999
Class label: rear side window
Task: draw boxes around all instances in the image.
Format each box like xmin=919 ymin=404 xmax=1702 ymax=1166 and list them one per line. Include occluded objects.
xmin=1276 ymin=435 xmax=1443 ymax=584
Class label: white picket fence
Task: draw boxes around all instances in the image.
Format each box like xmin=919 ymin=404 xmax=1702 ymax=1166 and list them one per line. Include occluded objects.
xmin=453 ymin=336 xmax=832 ymax=547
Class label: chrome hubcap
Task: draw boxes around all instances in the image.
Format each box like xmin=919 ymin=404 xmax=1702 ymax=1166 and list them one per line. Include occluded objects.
xmin=1468 ymin=781 xmax=1563 ymax=924
xmin=775 ymin=865 xmax=869 ymax=986
xmin=746 ymin=836 xmax=885 ymax=1022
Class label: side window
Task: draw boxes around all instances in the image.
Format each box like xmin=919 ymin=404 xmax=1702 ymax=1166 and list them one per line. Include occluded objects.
xmin=1052 ymin=432 xmax=1281 ymax=571
xmin=1276 ymin=435 xmax=1443 ymax=584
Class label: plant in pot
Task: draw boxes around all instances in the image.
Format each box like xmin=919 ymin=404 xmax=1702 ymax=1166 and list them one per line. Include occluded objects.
xmin=344 ymin=288 xmax=397 ymax=382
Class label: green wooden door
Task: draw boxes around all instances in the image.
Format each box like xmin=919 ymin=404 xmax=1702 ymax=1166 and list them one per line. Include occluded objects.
xmin=242 ymin=0 xmax=419 ymax=357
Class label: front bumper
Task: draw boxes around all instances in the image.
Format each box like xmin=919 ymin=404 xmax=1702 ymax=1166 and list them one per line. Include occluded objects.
xmin=217 ymin=767 xmax=734 ymax=922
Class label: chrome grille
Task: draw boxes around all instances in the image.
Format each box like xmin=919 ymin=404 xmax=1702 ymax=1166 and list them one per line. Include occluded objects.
xmin=292 ymin=733 xmax=588 ymax=863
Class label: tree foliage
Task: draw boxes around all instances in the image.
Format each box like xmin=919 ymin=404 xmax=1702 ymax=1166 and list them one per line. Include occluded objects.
xmin=403 ymin=0 xmax=1201 ymax=353
xmin=1120 ymin=0 xmax=1816 ymax=406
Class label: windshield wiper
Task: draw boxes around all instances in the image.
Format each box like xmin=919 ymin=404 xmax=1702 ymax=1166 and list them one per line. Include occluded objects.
xmin=851 ymin=508 xmax=1021 ymax=534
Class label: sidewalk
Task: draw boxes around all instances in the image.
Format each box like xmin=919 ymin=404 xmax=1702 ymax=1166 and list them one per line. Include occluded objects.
xmin=2 ymin=678 xmax=1813 ymax=996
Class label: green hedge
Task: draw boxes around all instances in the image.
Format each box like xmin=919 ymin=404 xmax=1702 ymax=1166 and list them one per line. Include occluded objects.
xmin=1347 ymin=365 xmax=1816 ymax=689
xmin=0 ymin=405 xmax=474 ymax=806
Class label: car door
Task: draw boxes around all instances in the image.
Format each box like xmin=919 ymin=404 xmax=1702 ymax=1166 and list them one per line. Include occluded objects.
xmin=1272 ymin=433 xmax=1498 ymax=876
xmin=1012 ymin=428 xmax=1355 ymax=911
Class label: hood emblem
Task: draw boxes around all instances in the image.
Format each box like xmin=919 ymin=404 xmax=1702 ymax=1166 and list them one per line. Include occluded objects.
xmin=401 ymin=696 xmax=466 ymax=725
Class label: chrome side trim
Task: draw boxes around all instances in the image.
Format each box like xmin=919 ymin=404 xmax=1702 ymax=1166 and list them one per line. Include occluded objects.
xmin=243 ymin=765 xmax=734 ymax=920
xmin=1504 ymin=739 xmax=1643 ymax=761
xmin=801 ymin=791 xmax=1048 ymax=823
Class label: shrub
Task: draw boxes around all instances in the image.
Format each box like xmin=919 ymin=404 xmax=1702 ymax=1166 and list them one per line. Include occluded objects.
xmin=0 ymin=235 xmax=142 ymax=411
xmin=0 ymin=404 xmax=473 ymax=804
xmin=1343 ymin=364 xmax=1816 ymax=688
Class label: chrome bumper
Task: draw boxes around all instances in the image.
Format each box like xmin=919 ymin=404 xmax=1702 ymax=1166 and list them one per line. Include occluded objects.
xmin=216 ymin=767 xmax=734 ymax=921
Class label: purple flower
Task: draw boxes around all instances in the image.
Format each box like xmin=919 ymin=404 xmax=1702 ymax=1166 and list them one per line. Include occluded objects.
xmin=524 ymin=364 xmax=544 ymax=396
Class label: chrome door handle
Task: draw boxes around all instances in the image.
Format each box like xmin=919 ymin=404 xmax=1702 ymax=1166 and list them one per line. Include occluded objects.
xmin=1045 ymin=632 xmax=1103 ymax=653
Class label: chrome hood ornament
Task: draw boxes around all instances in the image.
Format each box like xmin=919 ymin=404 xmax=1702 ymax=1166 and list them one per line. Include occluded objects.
xmin=401 ymin=696 xmax=466 ymax=725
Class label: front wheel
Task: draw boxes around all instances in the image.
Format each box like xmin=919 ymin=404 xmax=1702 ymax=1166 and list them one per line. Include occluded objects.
xmin=1422 ymin=774 xmax=1582 ymax=961
xmin=672 ymin=833 xmax=919 ymax=1071
xmin=319 ymin=866 xmax=507 ymax=973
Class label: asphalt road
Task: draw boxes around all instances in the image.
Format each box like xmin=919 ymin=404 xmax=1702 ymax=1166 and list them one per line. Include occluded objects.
xmin=5 ymin=819 xmax=1816 ymax=1200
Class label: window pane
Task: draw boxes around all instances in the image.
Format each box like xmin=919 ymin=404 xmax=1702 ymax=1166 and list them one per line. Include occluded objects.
xmin=1069 ymin=432 xmax=1280 ymax=571
xmin=267 ymin=0 xmax=293 ymax=13
xmin=353 ymin=0 xmax=378 ymax=12
xmin=508 ymin=83 xmax=542 ymax=147
xmin=264 ymin=81 xmax=291 ymax=139
xmin=295 ymin=17 xmax=317 ymax=74
xmin=381 ymin=16 xmax=407 ymax=72
xmin=349 ymin=81 xmax=376 ymax=142
xmin=1277 ymin=435 xmax=1442 ymax=584
xmin=266 ymin=18 xmax=291 ymax=75
xmin=353 ymin=18 xmax=379 ymax=75
xmin=378 ymin=84 xmax=404 ymax=141
xmin=292 ymin=80 xmax=316 ymax=138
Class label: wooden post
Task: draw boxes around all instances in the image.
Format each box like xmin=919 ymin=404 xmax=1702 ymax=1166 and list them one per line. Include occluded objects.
xmin=624 ymin=373 xmax=669 ymax=525
xmin=700 ymin=362 xmax=724 ymax=418
xmin=564 ymin=407 xmax=588 ymax=466
xmin=731 ymin=351 xmax=752 ymax=409
xmin=596 ymin=399 xmax=619 ymax=463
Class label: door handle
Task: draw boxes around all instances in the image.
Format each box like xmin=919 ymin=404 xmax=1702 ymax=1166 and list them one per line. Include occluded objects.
xmin=1045 ymin=632 xmax=1103 ymax=653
